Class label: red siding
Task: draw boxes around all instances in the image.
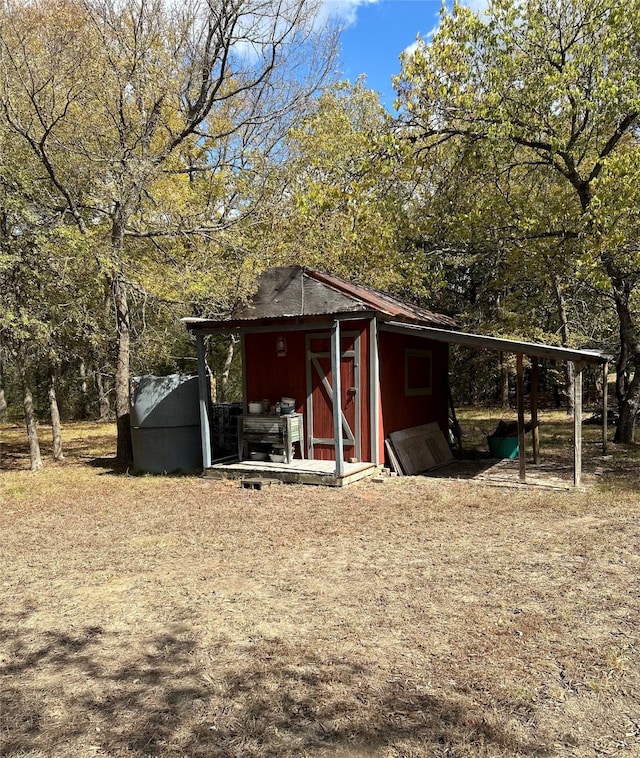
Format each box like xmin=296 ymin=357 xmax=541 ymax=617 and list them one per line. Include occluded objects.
xmin=307 ymin=332 xmax=356 ymax=461
xmin=243 ymin=323 xmax=447 ymax=465
xmin=244 ymin=331 xmax=308 ymax=414
xmin=345 ymin=320 xmax=370 ymax=464
xmin=244 ymin=321 xmax=371 ymax=463
xmin=305 ymin=322 xmax=371 ymax=462
xmin=377 ymin=331 xmax=448 ymax=443
xmin=358 ymin=321 xmax=371 ymax=463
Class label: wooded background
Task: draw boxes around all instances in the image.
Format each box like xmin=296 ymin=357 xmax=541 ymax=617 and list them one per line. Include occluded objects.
xmin=2 ymin=0 xmax=638 ymax=469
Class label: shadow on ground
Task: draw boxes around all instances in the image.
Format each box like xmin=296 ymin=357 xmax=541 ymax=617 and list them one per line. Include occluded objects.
xmin=86 ymin=455 xmax=132 ymax=475
xmin=0 ymin=425 xmax=119 ymax=472
xmin=0 ymin=449 xmax=26 ymax=471
xmin=1 ymin=609 xmax=552 ymax=757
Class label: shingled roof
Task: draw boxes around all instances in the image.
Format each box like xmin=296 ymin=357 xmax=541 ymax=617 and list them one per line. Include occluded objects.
xmin=183 ymin=266 xmax=458 ymax=331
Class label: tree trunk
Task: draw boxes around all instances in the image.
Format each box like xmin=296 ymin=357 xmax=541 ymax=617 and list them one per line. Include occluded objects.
xmin=552 ymin=275 xmax=574 ymax=414
xmin=613 ymin=337 xmax=639 ymax=443
xmin=78 ymin=359 xmax=89 ymax=420
xmin=49 ymin=369 xmax=64 ymax=461
xmin=614 ymin=338 xmax=629 ymax=420
xmin=95 ymin=367 xmax=111 ymax=421
xmin=498 ymin=352 xmax=509 ymax=408
xmin=111 ymin=272 xmax=133 ymax=463
xmin=565 ymin=360 xmax=575 ymax=416
xmin=210 ymin=371 xmax=217 ymax=403
xmin=109 ymin=203 xmax=134 ymax=463
xmin=0 ymin=357 xmax=7 ymax=422
xmin=17 ymin=347 xmax=42 ymax=471
xmin=615 ymin=370 xmax=640 ymax=443
xmin=601 ymin=252 xmax=640 ymax=443
xmin=220 ymin=335 xmax=237 ymax=403
xmin=208 ymin=339 xmax=217 ymax=403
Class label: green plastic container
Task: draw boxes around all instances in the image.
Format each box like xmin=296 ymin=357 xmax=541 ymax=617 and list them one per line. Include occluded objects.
xmin=487 ymin=435 xmax=519 ymax=459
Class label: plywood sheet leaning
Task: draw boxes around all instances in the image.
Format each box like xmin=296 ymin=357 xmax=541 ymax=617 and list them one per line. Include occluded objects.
xmin=384 ymin=438 xmax=405 ymax=475
xmin=388 ymin=422 xmax=453 ymax=475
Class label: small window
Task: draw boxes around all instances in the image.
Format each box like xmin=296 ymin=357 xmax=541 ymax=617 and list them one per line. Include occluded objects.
xmin=405 ymin=349 xmax=432 ymax=396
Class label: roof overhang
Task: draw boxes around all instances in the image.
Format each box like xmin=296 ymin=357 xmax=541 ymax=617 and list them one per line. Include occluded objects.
xmin=182 ymin=311 xmax=379 ymax=334
xmin=380 ymin=322 xmax=613 ymax=364
xmin=184 ymin=313 xmax=613 ymax=364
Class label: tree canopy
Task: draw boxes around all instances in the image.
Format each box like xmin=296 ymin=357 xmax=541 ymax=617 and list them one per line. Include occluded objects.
xmin=3 ymin=0 xmax=640 ymax=465
xmin=395 ymin=0 xmax=640 ymax=438
xmin=0 ymin=0 xmax=338 ymax=462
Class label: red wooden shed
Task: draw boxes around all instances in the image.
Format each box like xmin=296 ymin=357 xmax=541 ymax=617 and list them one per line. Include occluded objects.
xmin=184 ymin=266 xmax=457 ymax=483
xmin=184 ymin=265 xmax=611 ymax=486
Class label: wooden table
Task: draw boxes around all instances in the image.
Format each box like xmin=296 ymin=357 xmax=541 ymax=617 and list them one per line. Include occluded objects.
xmin=238 ymin=413 xmax=303 ymax=463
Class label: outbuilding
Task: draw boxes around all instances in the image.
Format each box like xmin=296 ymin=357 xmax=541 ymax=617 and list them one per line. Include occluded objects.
xmin=184 ymin=265 xmax=611 ymax=487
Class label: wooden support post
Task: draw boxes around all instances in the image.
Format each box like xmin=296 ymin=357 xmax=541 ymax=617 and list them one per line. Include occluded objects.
xmin=369 ymin=316 xmax=381 ymax=465
xmin=516 ymin=352 xmax=526 ymax=482
xmin=305 ymin=334 xmax=314 ymax=460
xmin=574 ymin=361 xmax=583 ymax=488
xmin=195 ymin=333 xmax=212 ymax=470
xmin=331 ymin=319 xmax=345 ymax=477
xmin=241 ymin=333 xmax=247 ymax=414
xmin=531 ymin=356 xmax=540 ymax=465
xmin=602 ymin=360 xmax=608 ymax=454
xmin=446 ymin=356 xmax=463 ymax=457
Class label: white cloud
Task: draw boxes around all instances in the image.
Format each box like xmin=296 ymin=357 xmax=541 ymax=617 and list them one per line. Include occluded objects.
xmin=406 ymin=0 xmax=489 ymax=51
xmin=320 ymin=0 xmax=489 ymax=29
xmin=463 ymin=0 xmax=489 ymax=10
xmin=321 ymin=0 xmax=491 ymax=64
xmin=402 ymin=39 xmax=422 ymax=58
xmin=318 ymin=0 xmax=381 ymax=28
xmin=405 ymin=39 xmax=421 ymax=54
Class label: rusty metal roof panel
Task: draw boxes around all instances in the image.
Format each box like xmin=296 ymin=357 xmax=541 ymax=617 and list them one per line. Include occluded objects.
xmin=183 ymin=266 xmax=458 ymax=330
xmin=305 ymin=269 xmax=458 ymax=328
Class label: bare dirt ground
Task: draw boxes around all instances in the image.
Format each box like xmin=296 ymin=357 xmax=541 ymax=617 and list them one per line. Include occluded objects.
xmin=1 ymin=416 xmax=640 ymax=757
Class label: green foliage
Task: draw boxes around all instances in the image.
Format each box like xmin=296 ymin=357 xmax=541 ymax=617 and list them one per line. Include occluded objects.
xmin=395 ymin=0 xmax=640 ymax=357
xmin=7 ymin=0 xmax=640 ymax=439
xmin=0 ymin=0 xmax=339 ymax=435
xmin=265 ymin=80 xmax=436 ymax=295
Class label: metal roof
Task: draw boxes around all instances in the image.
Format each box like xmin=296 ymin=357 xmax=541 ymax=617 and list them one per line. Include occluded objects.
xmin=182 ymin=267 xmax=612 ymax=364
xmin=380 ymin=322 xmax=613 ymax=364
xmin=306 ymin=268 xmax=458 ymax=327
xmin=183 ymin=266 xmax=459 ymax=331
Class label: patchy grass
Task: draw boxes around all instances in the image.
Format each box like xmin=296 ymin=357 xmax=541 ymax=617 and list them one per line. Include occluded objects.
xmin=1 ymin=418 xmax=640 ymax=757
xmin=1 ymin=421 xmax=118 ymax=472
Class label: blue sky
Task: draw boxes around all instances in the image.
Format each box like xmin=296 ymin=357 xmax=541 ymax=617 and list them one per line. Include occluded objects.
xmin=333 ymin=0 xmax=443 ymax=109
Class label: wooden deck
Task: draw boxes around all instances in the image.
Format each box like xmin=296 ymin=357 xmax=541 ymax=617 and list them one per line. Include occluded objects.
xmin=204 ymin=452 xmax=601 ymax=490
xmin=203 ymin=459 xmax=378 ymax=487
